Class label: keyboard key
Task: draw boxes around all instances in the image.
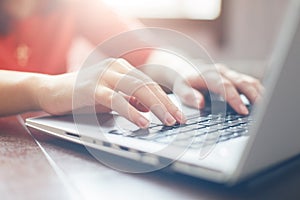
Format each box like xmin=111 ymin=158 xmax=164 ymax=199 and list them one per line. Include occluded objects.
xmin=126 ymin=109 xmax=254 ymax=147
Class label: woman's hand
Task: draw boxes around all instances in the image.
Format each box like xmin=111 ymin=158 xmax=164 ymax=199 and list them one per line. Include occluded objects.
xmin=35 ymin=58 xmax=186 ymax=128
xmin=173 ymin=64 xmax=264 ymax=115
xmin=141 ymin=50 xmax=264 ymax=115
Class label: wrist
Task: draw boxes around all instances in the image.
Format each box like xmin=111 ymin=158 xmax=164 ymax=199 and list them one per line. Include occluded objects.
xmin=24 ymin=73 xmax=55 ymax=112
xmin=30 ymin=73 xmax=75 ymax=115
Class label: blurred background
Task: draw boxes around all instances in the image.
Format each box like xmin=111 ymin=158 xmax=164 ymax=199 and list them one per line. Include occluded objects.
xmin=69 ymin=0 xmax=288 ymax=79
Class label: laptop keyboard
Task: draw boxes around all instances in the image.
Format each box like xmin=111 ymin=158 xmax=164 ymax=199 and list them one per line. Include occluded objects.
xmin=108 ymin=105 xmax=253 ymax=149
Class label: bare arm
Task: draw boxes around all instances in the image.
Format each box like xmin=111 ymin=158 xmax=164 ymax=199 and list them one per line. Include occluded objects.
xmin=0 ymin=58 xmax=187 ymax=128
xmin=0 ymin=70 xmax=46 ymax=116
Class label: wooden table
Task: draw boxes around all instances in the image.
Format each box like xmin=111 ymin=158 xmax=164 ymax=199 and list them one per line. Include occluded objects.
xmin=1 ymin=115 xmax=300 ymax=200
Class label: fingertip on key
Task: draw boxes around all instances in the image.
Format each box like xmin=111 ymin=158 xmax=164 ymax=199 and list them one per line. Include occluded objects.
xmin=175 ymin=110 xmax=186 ymax=124
xmin=137 ymin=117 xmax=150 ymax=129
xmin=165 ymin=112 xmax=177 ymax=126
xmin=240 ymin=104 xmax=249 ymax=115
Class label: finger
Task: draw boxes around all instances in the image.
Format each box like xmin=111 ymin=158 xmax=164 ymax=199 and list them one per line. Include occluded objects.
xmin=173 ymin=79 xmax=205 ymax=109
xmin=117 ymin=91 xmax=149 ymax=112
xmin=127 ymin=95 xmax=150 ymax=112
xmin=131 ymin=69 xmax=187 ymax=123
xmin=146 ymin=84 xmax=187 ymax=124
xmin=117 ymin=75 xmax=185 ymax=125
xmin=217 ymin=78 xmax=249 ymax=115
xmin=133 ymin=81 xmax=185 ymax=125
xmin=225 ymin=74 xmax=260 ymax=104
xmin=236 ymin=82 xmax=260 ymax=104
xmin=104 ymin=61 xmax=186 ymax=125
xmin=216 ymin=65 xmax=263 ymax=104
xmin=107 ymin=58 xmax=135 ymax=74
xmin=95 ymin=86 xmax=150 ymax=129
xmin=192 ymin=70 xmax=249 ymax=115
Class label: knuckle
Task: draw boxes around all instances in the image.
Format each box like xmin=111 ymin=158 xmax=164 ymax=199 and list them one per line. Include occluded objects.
xmin=220 ymin=79 xmax=232 ymax=88
xmin=168 ymin=103 xmax=179 ymax=113
xmin=108 ymin=58 xmax=132 ymax=72
xmin=146 ymin=80 xmax=161 ymax=89
xmin=203 ymin=68 xmax=217 ymax=77
xmin=139 ymin=80 xmax=158 ymax=90
xmin=215 ymin=63 xmax=228 ymax=72
xmin=235 ymin=78 xmax=249 ymax=87
xmin=115 ymin=58 xmax=132 ymax=69
xmin=128 ymin=79 xmax=151 ymax=95
xmin=225 ymin=92 xmax=237 ymax=102
xmin=95 ymin=88 xmax=113 ymax=106
xmin=251 ymin=78 xmax=261 ymax=87
xmin=133 ymin=79 xmax=147 ymax=88
xmin=114 ymin=58 xmax=128 ymax=65
xmin=101 ymin=58 xmax=118 ymax=70
xmin=129 ymin=69 xmax=153 ymax=82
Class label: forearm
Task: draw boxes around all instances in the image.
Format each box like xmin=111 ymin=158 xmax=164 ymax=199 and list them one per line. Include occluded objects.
xmin=0 ymin=70 xmax=48 ymax=116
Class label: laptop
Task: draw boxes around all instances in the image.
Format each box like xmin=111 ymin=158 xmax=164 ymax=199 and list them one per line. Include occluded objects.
xmin=25 ymin=0 xmax=300 ymax=185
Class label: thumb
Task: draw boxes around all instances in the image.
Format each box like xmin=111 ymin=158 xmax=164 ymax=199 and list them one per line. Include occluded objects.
xmin=173 ymin=79 xmax=205 ymax=109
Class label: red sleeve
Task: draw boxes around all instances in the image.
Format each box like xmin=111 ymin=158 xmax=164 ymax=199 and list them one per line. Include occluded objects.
xmin=72 ymin=0 xmax=151 ymax=67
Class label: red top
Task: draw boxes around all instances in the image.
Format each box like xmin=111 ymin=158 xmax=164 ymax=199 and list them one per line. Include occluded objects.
xmin=0 ymin=0 xmax=149 ymax=75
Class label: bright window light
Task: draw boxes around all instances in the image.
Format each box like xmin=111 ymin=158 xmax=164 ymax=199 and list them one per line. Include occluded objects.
xmin=102 ymin=0 xmax=222 ymax=20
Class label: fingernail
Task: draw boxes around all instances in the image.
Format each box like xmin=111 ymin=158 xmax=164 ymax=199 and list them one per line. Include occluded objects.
xmin=137 ymin=117 xmax=149 ymax=129
xmin=175 ymin=110 xmax=186 ymax=124
xmin=165 ymin=112 xmax=176 ymax=126
xmin=240 ymin=105 xmax=249 ymax=115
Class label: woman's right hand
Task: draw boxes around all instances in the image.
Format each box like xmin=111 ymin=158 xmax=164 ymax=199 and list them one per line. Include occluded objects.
xmin=36 ymin=58 xmax=186 ymax=128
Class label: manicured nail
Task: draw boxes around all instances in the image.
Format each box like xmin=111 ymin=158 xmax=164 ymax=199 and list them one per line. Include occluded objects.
xmin=175 ymin=110 xmax=186 ymax=124
xmin=165 ymin=112 xmax=176 ymax=126
xmin=240 ymin=105 xmax=249 ymax=115
xmin=137 ymin=117 xmax=149 ymax=129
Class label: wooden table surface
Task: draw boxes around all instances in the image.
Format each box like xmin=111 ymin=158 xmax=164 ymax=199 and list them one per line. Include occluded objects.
xmin=1 ymin=115 xmax=300 ymax=200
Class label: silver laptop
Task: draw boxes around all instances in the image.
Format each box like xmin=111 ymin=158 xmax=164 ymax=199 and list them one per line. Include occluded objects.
xmin=26 ymin=0 xmax=300 ymax=185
